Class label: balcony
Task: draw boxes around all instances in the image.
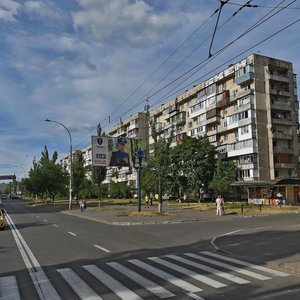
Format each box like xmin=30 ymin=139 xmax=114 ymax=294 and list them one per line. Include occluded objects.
xmin=175 ymin=117 xmax=186 ymax=126
xmin=128 ymin=122 xmax=139 ymax=131
xmin=274 ymin=163 xmax=294 ymax=169
xmin=270 ymin=74 xmax=290 ymax=83
xmin=206 ymin=116 xmax=220 ymax=125
xmin=272 ymin=132 xmax=292 ymax=140
xmin=273 ymin=147 xmax=293 ymax=154
xmin=235 ymin=72 xmax=254 ymax=85
xmin=271 ymin=101 xmax=292 ymax=111
xmin=270 ymin=89 xmax=290 ymax=97
xmin=272 ymin=117 xmax=293 ymax=126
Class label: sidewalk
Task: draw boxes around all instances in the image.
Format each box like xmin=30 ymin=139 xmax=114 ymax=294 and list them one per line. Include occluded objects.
xmin=62 ymin=204 xmax=242 ymax=225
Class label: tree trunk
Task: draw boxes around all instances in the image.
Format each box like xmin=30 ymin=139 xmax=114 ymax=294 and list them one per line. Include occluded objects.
xmin=158 ymin=175 xmax=163 ymax=213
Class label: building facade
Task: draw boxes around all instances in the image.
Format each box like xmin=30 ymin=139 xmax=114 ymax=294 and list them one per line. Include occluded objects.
xmin=60 ymin=54 xmax=299 ymax=185
xmin=149 ymin=54 xmax=299 ymax=181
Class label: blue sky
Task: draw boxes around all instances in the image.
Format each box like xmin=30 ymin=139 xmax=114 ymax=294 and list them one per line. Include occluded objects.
xmin=0 ymin=0 xmax=299 ymax=180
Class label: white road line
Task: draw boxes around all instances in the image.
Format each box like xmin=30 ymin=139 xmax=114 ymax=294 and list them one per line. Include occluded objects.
xmin=94 ymin=245 xmax=111 ymax=253
xmin=43 ymin=219 xmax=48 ymax=222
xmin=148 ymin=257 xmax=226 ymax=289
xmin=166 ymin=255 xmax=249 ymax=284
xmin=186 ymin=292 xmax=206 ymax=300
xmin=107 ymin=262 xmax=175 ymax=299
xmin=36 ymin=216 xmax=40 ymax=218
xmin=68 ymin=231 xmax=77 ymax=237
xmin=52 ymin=224 xmax=59 ymax=227
xmin=185 ymin=253 xmax=271 ymax=281
xmin=128 ymin=259 xmax=202 ymax=293
xmin=5 ymin=213 xmax=61 ymax=300
xmin=83 ymin=265 xmax=142 ymax=300
xmin=57 ymin=268 xmax=102 ymax=300
xmin=201 ymin=251 xmax=289 ymax=277
xmin=0 ymin=276 xmax=21 ymax=300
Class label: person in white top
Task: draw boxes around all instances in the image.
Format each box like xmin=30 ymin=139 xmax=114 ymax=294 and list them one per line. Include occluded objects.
xmin=216 ymin=195 xmax=223 ymax=216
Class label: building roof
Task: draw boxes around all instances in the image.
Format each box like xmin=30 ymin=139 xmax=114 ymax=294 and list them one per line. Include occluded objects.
xmin=231 ymin=178 xmax=300 ymax=187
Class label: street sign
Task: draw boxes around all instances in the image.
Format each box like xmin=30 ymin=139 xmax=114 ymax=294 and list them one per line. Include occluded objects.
xmin=0 ymin=175 xmax=16 ymax=180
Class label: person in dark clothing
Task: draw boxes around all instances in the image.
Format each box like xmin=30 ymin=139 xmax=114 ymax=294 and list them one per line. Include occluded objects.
xmin=109 ymin=137 xmax=130 ymax=167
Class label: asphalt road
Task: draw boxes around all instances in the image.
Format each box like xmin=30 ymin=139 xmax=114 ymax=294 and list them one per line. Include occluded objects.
xmin=1 ymin=197 xmax=300 ymax=300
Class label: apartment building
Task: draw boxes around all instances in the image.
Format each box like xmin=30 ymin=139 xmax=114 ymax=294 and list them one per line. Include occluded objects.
xmin=59 ymin=112 xmax=149 ymax=185
xmin=149 ymin=54 xmax=299 ymax=181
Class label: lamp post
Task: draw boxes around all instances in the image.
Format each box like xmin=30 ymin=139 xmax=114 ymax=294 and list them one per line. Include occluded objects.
xmin=45 ymin=119 xmax=73 ymax=210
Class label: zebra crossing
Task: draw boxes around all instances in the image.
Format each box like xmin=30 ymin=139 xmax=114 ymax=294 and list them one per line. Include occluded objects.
xmin=0 ymin=251 xmax=290 ymax=300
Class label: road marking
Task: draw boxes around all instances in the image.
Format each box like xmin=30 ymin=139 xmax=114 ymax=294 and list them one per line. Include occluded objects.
xmin=186 ymin=292 xmax=206 ymax=300
xmin=52 ymin=224 xmax=59 ymax=227
xmin=93 ymin=244 xmax=111 ymax=253
xmin=201 ymin=251 xmax=289 ymax=277
xmin=36 ymin=216 xmax=41 ymax=219
xmin=166 ymin=255 xmax=249 ymax=284
xmin=83 ymin=265 xmax=142 ymax=300
xmin=128 ymin=259 xmax=202 ymax=293
xmin=148 ymin=257 xmax=226 ymax=288
xmin=107 ymin=261 xmax=175 ymax=298
xmin=5 ymin=213 xmax=61 ymax=300
xmin=0 ymin=276 xmax=21 ymax=300
xmin=68 ymin=231 xmax=77 ymax=237
xmin=43 ymin=219 xmax=48 ymax=222
xmin=185 ymin=253 xmax=271 ymax=281
xmin=57 ymin=268 xmax=102 ymax=300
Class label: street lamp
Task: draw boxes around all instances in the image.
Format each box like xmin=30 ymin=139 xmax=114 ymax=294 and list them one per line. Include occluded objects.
xmin=45 ymin=119 xmax=73 ymax=210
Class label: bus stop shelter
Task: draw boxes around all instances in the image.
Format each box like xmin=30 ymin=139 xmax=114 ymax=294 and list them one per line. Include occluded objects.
xmin=231 ymin=178 xmax=300 ymax=205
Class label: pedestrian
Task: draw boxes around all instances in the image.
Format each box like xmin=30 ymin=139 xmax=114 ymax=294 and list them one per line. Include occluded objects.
xmin=149 ymin=193 xmax=153 ymax=206
xmin=83 ymin=199 xmax=87 ymax=210
xmin=79 ymin=198 xmax=84 ymax=212
xmin=145 ymin=195 xmax=149 ymax=208
xmin=220 ymin=196 xmax=225 ymax=215
xmin=215 ymin=195 xmax=223 ymax=216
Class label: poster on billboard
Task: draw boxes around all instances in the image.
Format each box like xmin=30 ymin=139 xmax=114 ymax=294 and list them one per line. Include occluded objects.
xmin=91 ymin=136 xmax=148 ymax=168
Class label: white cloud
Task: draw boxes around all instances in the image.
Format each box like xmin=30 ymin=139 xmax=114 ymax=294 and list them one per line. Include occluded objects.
xmin=72 ymin=0 xmax=180 ymax=46
xmin=0 ymin=0 xmax=21 ymax=22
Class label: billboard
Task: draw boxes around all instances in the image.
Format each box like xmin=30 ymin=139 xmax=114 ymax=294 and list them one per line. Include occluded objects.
xmin=91 ymin=136 xmax=148 ymax=168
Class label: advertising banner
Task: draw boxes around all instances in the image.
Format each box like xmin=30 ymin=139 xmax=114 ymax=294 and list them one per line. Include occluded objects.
xmin=92 ymin=136 xmax=148 ymax=168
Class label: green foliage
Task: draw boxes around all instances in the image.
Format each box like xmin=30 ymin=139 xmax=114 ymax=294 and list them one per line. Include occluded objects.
xmin=176 ymin=136 xmax=216 ymax=198
xmin=72 ymin=151 xmax=87 ymax=201
xmin=209 ymin=157 xmax=238 ymax=195
xmin=109 ymin=182 xmax=132 ymax=199
xmin=23 ymin=146 xmax=68 ymax=201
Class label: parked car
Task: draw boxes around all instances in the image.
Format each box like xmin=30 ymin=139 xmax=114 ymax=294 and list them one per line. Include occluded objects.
xmin=1 ymin=194 xmax=8 ymax=199
xmin=0 ymin=209 xmax=5 ymax=230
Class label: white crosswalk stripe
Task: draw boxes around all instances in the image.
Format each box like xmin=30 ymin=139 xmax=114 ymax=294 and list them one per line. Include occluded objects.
xmin=185 ymin=253 xmax=271 ymax=280
xmin=1 ymin=251 xmax=290 ymax=300
xmin=107 ymin=261 xmax=175 ymax=298
xmin=201 ymin=251 xmax=290 ymax=277
xmin=83 ymin=264 xmax=143 ymax=300
xmin=148 ymin=257 xmax=226 ymax=288
xmin=0 ymin=276 xmax=21 ymax=300
xmin=128 ymin=258 xmax=203 ymax=293
xmin=166 ymin=254 xmax=250 ymax=284
xmin=57 ymin=268 xmax=102 ymax=300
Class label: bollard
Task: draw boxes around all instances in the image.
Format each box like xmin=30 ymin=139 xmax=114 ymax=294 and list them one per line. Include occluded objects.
xmin=259 ymin=204 xmax=262 ymax=212
xmin=241 ymin=204 xmax=244 ymax=214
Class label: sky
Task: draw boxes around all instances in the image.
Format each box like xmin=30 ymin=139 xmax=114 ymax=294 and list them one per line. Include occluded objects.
xmin=0 ymin=0 xmax=299 ymax=180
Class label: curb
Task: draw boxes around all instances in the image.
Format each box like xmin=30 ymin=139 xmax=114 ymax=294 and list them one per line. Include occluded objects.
xmin=61 ymin=211 xmax=208 ymax=225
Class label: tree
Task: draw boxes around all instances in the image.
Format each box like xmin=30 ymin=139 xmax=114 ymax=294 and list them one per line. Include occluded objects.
xmin=177 ymin=136 xmax=216 ymax=201
xmin=23 ymin=147 xmax=68 ymax=202
xmin=209 ymin=157 xmax=238 ymax=196
xmin=150 ymin=133 xmax=172 ymax=212
xmin=72 ymin=150 xmax=87 ymax=202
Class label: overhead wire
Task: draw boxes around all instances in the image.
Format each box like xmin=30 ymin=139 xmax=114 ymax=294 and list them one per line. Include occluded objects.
xmin=73 ymin=5 xmax=220 ymax=148
xmin=101 ymin=0 xmax=260 ymax=130
xmin=75 ymin=0 xmax=296 ymax=147
xmin=148 ymin=0 xmax=296 ymax=107
xmin=150 ymin=17 xmax=300 ymax=110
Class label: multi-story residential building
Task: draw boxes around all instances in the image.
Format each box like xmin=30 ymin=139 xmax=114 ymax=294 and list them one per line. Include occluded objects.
xmin=149 ymin=54 xmax=299 ymax=181
xmin=60 ymin=54 xmax=299 ymax=188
